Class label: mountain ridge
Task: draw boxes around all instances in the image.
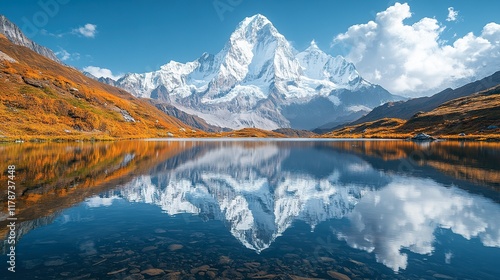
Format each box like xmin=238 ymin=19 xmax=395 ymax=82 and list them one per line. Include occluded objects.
xmin=349 ymin=71 xmax=500 ymax=127
xmin=321 ymin=79 xmax=500 ymax=140
xmin=0 ymin=15 xmax=59 ymax=62
xmin=111 ymin=14 xmax=402 ymax=130
xmin=0 ymin=33 xmax=203 ymax=140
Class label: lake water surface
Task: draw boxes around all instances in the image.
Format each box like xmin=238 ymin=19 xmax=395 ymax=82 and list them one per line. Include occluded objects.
xmin=1 ymin=139 xmax=499 ymax=279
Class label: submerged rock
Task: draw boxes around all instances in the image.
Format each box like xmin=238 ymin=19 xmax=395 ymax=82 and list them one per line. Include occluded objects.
xmin=190 ymin=265 xmax=210 ymax=274
xmin=290 ymin=276 xmax=324 ymax=280
xmin=107 ymin=268 xmax=127 ymax=275
xmin=166 ymin=271 xmax=182 ymax=280
xmin=327 ymin=271 xmax=351 ymax=280
xmin=123 ymin=274 xmax=145 ymax=280
xmin=141 ymin=246 xmax=157 ymax=252
xmin=141 ymin=268 xmax=165 ymax=276
xmin=219 ymin=255 xmax=232 ymax=265
xmin=168 ymin=244 xmax=183 ymax=251
xmin=432 ymin=274 xmax=454 ymax=279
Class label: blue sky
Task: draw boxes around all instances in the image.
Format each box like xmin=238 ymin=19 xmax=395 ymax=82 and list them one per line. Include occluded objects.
xmin=2 ymin=0 xmax=499 ymax=95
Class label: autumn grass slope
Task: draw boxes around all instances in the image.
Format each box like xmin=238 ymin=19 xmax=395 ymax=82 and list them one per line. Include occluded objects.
xmin=322 ymin=85 xmax=500 ymax=140
xmin=0 ymin=34 xmax=209 ymax=141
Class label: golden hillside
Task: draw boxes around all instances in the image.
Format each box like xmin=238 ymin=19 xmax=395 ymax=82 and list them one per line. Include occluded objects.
xmin=402 ymin=85 xmax=500 ymax=137
xmin=0 ymin=34 xmax=208 ymax=141
xmin=322 ymin=85 xmax=500 ymax=141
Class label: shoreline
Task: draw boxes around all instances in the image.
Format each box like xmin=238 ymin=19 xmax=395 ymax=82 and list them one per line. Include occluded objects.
xmin=1 ymin=134 xmax=500 ymax=143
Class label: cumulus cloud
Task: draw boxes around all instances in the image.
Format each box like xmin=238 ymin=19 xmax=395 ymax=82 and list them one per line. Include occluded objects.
xmin=73 ymin=23 xmax=97 ymax=38
xmin=40 ymin=29 xmax=64 ymax=38
xmin=55 ymin=48 xmax=80 ymax=61
xmin=333 ymin=2 xmax=500 ymax=96
xmin=55 ymin=49 xmax=70 ymax=61
xmin=83 ymin=66 xmax=123 ymax=80
xmin=41 ymin=23 xmax=97 ymax=38
xmin=446 ymin=7 xmax=459 ymax=22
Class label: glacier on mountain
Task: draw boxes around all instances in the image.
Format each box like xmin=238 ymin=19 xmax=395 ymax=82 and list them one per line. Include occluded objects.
xmin=112 ymin=14 xmax=402 ymax=130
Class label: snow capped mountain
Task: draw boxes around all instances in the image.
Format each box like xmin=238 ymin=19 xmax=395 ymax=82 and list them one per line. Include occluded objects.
xmin=0 ymin=15 xmax=59 ymax=62
xmin=113 ymin=14 xmax=402 ymax=130
xmin=297 ymin=40 xmax=366 ymax=88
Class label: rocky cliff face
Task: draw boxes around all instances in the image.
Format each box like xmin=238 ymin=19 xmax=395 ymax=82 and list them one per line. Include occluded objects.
xmin=0 ymin=15 xmax=59 ymax=62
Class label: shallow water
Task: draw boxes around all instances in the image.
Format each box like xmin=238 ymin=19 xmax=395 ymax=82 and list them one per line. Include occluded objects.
xmin=1 ymin=139 xmax=499 ymax=279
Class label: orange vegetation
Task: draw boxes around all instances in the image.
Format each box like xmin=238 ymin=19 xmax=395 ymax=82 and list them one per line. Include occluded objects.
xmin=0 ymin=34 xmax=210 ymax=141
xmin=321 ymin=85 xmax=500 ymax=141
xmin=319 ymin=118 xmax=410 ymax=139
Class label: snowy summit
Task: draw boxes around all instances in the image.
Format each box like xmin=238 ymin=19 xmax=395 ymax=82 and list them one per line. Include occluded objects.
xmin=114 ymin=14 xmax=402 ymax=130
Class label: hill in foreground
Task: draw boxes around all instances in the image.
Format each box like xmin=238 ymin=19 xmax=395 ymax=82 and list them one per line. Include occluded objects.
xmin=0 ymin=34 xmax=206 ymax=141
xmin=348 ymin=71 xmax=500 ymax=127
xmin=321 ymin=84 xmax=500 ymax=141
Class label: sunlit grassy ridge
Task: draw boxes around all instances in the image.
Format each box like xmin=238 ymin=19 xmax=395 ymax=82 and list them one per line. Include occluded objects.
xmin=0 ymin=34 xmax=210 ymax=141
xmin=402 ymin=84 xmax=500 ymax=138
xmin=321 ymin=85 xmax=500 ymax=141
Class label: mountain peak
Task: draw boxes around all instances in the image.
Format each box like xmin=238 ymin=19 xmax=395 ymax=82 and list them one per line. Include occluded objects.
xmin=242 ymin=14 xmax=271 ymax=26
xmin=114 ymin=14 xmax=400 ymax=130
xmin=309 ymin=40 xmax=320 ymax=50
xmin=235 ymin=14 xmax=277 ymax=37
xmin=303 ymin=40 xmax=325 ymax=55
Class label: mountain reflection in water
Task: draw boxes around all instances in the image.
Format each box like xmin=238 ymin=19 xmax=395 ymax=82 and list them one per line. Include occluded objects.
xmin=91 ymin=141 xmax=500 ymax=272
xmin=1 ymin=140 xmax=499 ymax=278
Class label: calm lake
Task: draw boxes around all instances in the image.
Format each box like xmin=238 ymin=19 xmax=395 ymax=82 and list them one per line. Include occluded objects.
xmin=1 ymin=139 xmax=499 ymax=279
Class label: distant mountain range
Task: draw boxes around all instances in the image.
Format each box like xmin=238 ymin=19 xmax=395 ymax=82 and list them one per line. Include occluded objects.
xmin=351 ymin=71 xmax=500 ymax=125
xmin=107 ymin=14 xmax=402 ymax=130
xmin=322 ymin=77 xmax=500 ymax=139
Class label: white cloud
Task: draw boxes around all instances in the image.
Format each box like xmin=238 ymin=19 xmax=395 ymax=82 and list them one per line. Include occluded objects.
xmin=83 ymin=66 xmax=123 ymax=80
xmin=333 ymin=2 xmax=500 ymax=96
xmin=55 ymin=49 xmax=70 ymax=61
xmin=55 ymin=48 xmax=80 ymax=61
xmin=73 ymin=23 xmax=97 ymax=38
xmin=41 ymin=23 xmax=97 ymax=38
xmin=446 ymin=7 xmax=459 ymax=22
xmin=40 ymin=29 xmax=64 ymax=38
